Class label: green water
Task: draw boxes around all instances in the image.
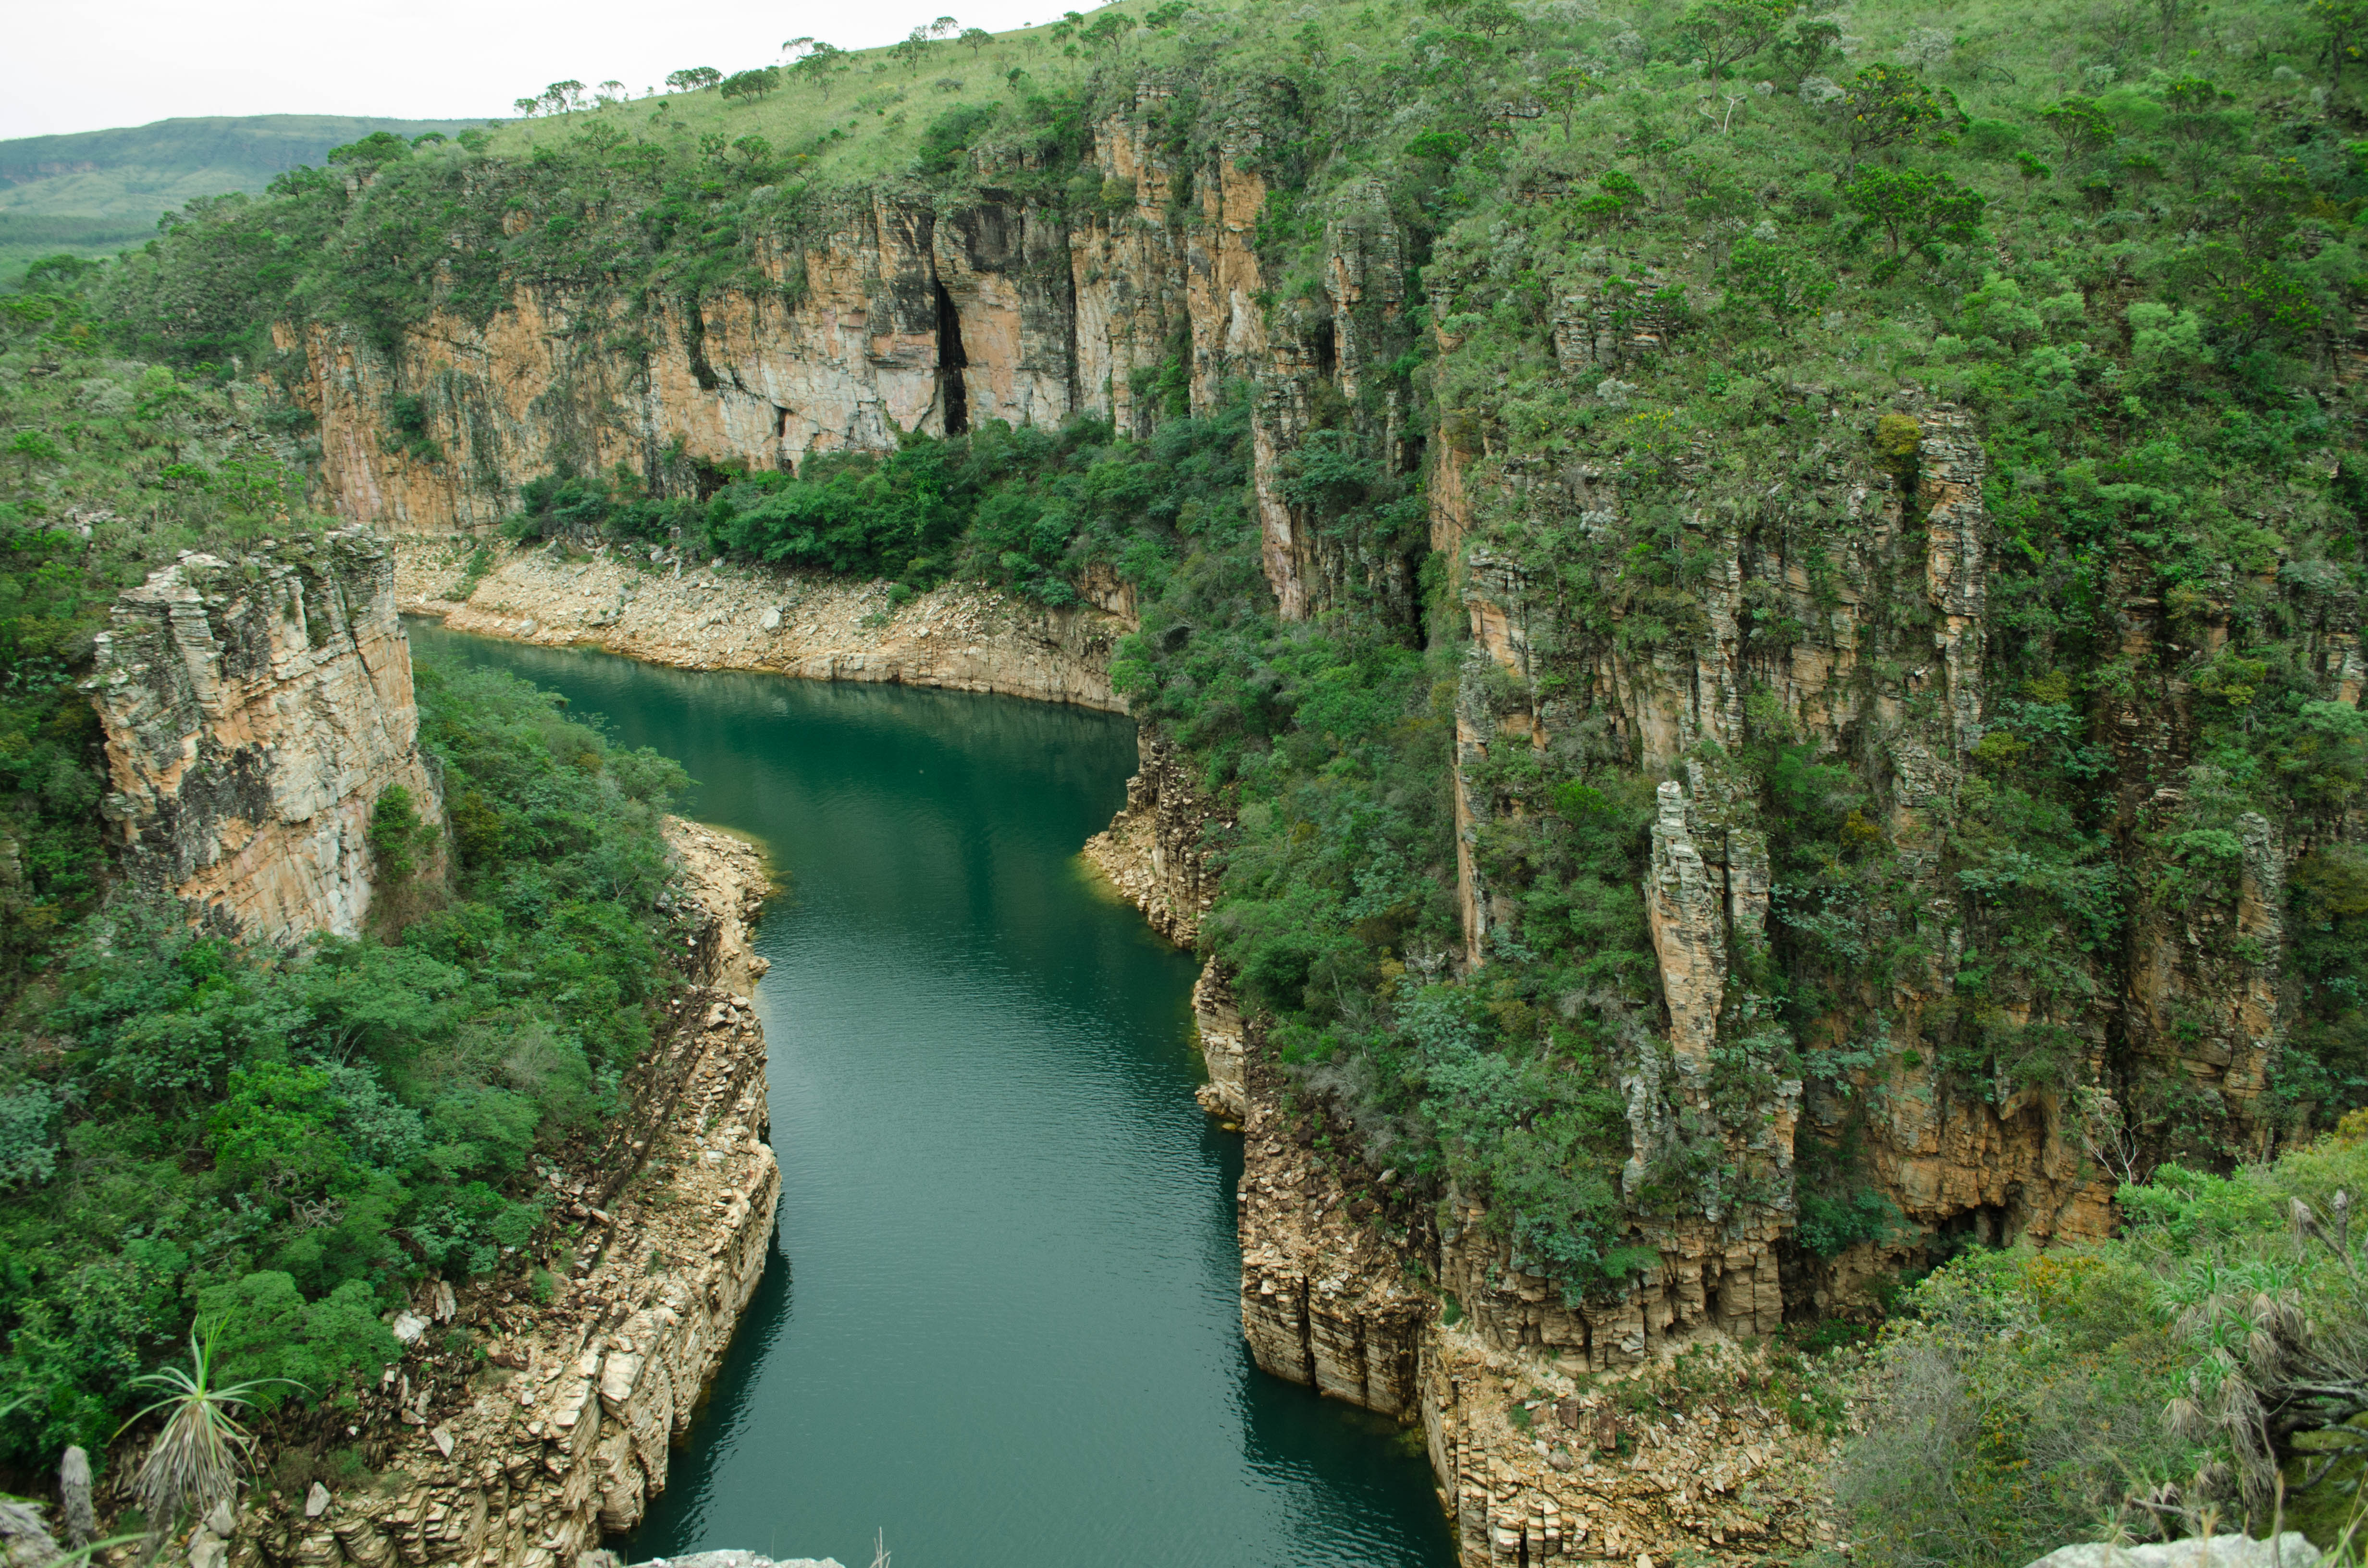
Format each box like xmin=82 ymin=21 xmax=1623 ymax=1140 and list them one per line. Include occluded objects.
xmin=406 ymin=623 xmax=1455 ymax=1568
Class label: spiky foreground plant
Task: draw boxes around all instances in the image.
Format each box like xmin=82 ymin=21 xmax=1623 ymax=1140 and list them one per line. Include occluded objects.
xmin=119 ymin=1332 xmax=296 ymax=1540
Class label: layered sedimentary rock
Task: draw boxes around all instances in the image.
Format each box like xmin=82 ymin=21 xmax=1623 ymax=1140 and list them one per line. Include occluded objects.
xmin=1080 ymin=731 xmax=1220 ymax=943
xmin=85 ymin=527 xmax=443 ymax=944
xmin=222 ymin=822 xmax=779 ymax=1568
xmin=1236 ymin=1072 xmax=1427 ymax=1418
xmin=1442 ymin=393 xmax=2134 ymax=1317
xmin=292 ymin=90 xmax=1273 ymax=541
xmin=1085 ymin=745 xmax=1837 ymax=1566
xmin=394 ymin=539 xmax=1129 ymax=711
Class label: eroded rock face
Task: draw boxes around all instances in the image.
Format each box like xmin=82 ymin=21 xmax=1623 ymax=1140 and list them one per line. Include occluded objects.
xmin=293 ymin=91 xmax=1276 ymax=542
xmin=1085 ymin=762 xmax=1834 ymax=1566
xmin=1080 ymin=731 xmax=1220 ymax=943
xmin=1440 ymin=393 xmax=2135 ymax=1315
xmin=86 ymin=528 xmax=443 ymax=944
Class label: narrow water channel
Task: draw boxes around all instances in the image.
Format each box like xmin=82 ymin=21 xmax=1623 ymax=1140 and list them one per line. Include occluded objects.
xmin=406 ymin=624 xmax=1456 ymax=1568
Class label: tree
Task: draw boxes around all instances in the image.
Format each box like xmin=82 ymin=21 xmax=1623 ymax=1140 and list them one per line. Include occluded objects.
xmin=794 ymin=42 xmax=849 ymax=99
xmin=8 ymin=430 xmax=62 ymax=482
xmin=1674 ymin=0 xmax=1789 ymax=80
xmin=1837 ymin=63 xmax=1946 ymax=167
xmin=2040 ymin=95 xmax=2117 ymax=163
xmin=596 ymin=79 xmax=626 ymax=103
xmin=782 ymin=35 xmax=815 ymax=57
xmin=541 ymin=80 xmax=586 ymax=114
xmin=1084 ymin=12 xmax=1130 ymax=52
xmin=1544 ymin=65 xmax=1604 ymax=140
xmin=1723 ymin=233 xmax=1833 ymax=332
xmin=1776 ymin=16 xmax=1842 ymax=80
xmin=1574 ymin=169 xmax=1647 ymax=229
xmin=931 ymin=14 xmax=961 ymax=36
xmin=961 ymin=25 xmax=993 ymax=54
xmin=2161 ymin=75 xmax=2235 ymax=188
xmin=2315 ymin=0 xmax=2368 ymax=85
xmin=1841 ymin=165 xmax=1986 ymax=277
xmin=2168 ymin=243 xmax=2325 ymax=351
xmin=720 ymin=67 xmax=781 ymax=104
xmin=513 ymin=97 xmax=540 ymax=117
xmin=892 ymin=27 xmax=934 ymax=72
xmin=665 ymin=66 xmax=723 ymax=92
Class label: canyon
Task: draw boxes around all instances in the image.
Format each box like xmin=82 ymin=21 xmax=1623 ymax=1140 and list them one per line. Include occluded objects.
xmin=390 ymin=539 xmax=1128 ymax=712
xmin=71 ymin=539 xmax=788 ymax=1568
xmin=93 ymin=52 xmax=2358 ymax=1568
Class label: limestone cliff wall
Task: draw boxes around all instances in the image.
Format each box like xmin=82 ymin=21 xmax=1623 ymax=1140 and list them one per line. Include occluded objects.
xmin=85 ymin=527 xmax=443 ymax=944
xmin=289 ymin=90 xmax=1273 ymax=541
xmin=395 ymin=539 xmax=1129 ymax=711
xmin=1439 ymin=393 xmax=2142 ymax=1316
xmin=213 ymin=822 xmax=779 ymax=1568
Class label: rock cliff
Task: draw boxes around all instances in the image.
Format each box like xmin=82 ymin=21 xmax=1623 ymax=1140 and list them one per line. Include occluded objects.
xmin=84 ymin=527 xmax=444 ymax=944
xmin=1443 ymin=396 xmax=2135 ymax=1314
xmin=290 ymin=92 xmax=1273 ymax=542
xmin=211 ymin=821 xmax=780 ymax=1568
xmin=1084 ymin=739 xmax=1838 ymax=1566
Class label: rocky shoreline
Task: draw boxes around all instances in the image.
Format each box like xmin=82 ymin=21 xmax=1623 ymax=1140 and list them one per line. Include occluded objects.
xmin=193 ymin=820 xmax=783 ymax=1568
xmin=1082 ymin=729 xmax=1844 ymax=1568
xmin=393 ymin=539 xmax=1128 ymax=712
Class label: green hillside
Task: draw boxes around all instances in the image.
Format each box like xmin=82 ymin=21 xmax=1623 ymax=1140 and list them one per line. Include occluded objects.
xmin=0 ymin=114 xmax=481 ymax=284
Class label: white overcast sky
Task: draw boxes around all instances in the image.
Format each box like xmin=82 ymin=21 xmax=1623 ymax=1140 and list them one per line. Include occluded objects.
xmin=4 ymin=0 xmax=1061 ymax=141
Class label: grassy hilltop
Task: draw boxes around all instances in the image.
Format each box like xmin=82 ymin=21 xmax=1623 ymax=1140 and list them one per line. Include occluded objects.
xmin=0 ymin=115 xmax=481 ymax=283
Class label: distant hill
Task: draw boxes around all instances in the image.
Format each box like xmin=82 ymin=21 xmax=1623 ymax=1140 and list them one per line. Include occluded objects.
xmin=0 ymin=114 xmax=483 ymax=282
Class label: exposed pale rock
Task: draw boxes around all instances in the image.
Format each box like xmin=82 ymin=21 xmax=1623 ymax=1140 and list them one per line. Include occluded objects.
xmin=395 ymin=541 xmax=1128 ymax=713
xmin=295 ymin=104 xmax=1274 ymax=539
xmin=2023 ymin=1537 xmax=2321 ymax=1568
xmin=0 ymin=1504 xmax=57 ymax=1568
xmin=86 ymin=528 xmax=442 ymax=944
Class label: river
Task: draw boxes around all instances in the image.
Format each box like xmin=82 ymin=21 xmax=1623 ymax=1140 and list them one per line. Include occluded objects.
xmin=406 ymin=623 xmax=1456 ymax=1568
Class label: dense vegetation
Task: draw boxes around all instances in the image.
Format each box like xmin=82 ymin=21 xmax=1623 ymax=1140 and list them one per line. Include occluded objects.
xmin=1835 ymin=1127 xmax=2368 ymax=1565
xmin=0 ymin=270 xmax=697 ymax=1478
xmin=13 ymin=0 xmax=2368 ymax=1547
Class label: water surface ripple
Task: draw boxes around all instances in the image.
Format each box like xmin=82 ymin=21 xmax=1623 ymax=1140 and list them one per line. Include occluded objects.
xmin=407 ymin=624 xmax=1455 ymax=1568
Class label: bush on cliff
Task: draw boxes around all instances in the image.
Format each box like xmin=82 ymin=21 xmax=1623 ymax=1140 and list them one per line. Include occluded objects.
xmin=0 ymin=661 xmax=694 ymax=1468
xmin=1831 ymin=1130 xmax=2368 ymax=1566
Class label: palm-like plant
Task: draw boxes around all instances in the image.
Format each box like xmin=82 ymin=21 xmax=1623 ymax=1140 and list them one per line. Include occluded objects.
xmin=119 ymin=1331 xmax=298 ymax=1538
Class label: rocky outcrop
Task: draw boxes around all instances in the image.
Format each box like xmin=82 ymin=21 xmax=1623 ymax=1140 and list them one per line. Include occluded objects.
xmin=219 ymin=820 xmax=778 ymax=1568
xmin=1078 ymin=729 xmax=1243 ymax=1114
xmin=394 ymin=539 xmax=1129 ymax=711
xmin=1235 ymin=1060 xmax=1427 ymax=1417
xmin=1422 ymin=1334 xmax=1834 ymax=1565
xmin=85 ymin=527 xmax=443 ymax=944
xmin=1079 ymin=731 xmax=1220 ymax=942
xmin=2023 ymin=1538 xmax=2323 ymax=1568
xmin=1440 ymin=393 xmax=2140 ymax=1312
